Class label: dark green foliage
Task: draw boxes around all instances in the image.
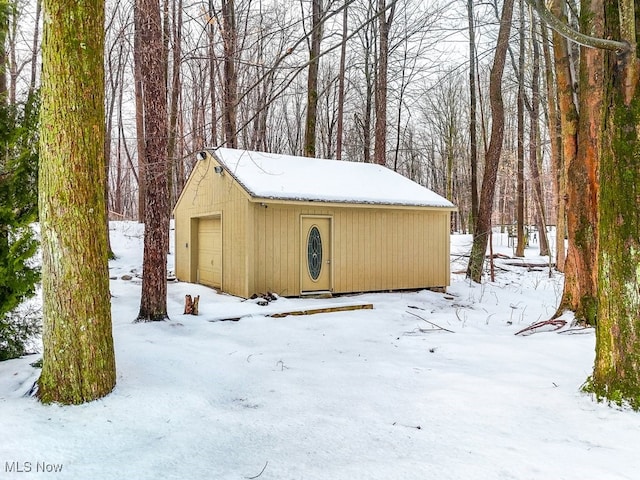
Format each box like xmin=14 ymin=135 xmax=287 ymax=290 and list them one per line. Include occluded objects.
xmin=0 ymin=95 xmax=41 ymax=361
xmin=0 ymin=307 xmax=41 ymax=361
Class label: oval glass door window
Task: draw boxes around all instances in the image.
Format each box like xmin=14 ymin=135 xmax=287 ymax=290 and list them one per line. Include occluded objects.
xmin=307 ymin=226 xmax=322 ymax=280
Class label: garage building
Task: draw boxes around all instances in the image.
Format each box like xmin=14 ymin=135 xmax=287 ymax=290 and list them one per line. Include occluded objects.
xmin=173 ymin=148 xmax=456 ymax=298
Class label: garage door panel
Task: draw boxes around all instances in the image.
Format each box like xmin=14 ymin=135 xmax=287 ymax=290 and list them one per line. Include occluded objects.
xmin=198 ymin=217 xmax=222 ymax=288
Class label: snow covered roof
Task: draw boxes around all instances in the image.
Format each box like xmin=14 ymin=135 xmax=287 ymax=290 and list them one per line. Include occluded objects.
xmin=209 ymin=147 xmax=456 ymax=209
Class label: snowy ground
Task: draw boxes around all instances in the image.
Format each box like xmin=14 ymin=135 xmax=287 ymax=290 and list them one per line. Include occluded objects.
xmin=1 ymin=222 xmax=639 ymax=480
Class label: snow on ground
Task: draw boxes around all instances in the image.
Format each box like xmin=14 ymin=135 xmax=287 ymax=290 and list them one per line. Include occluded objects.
xmin=1 ymin=222 xmax=640 ymax=480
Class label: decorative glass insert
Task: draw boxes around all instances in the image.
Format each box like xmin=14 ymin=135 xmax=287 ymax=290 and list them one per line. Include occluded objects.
xmin=307 ymin=226 xmax=322 ymax=280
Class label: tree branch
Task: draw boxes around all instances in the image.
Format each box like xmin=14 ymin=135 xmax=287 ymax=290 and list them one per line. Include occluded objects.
xmin=527 ymin=0 xmax=629 ymax=53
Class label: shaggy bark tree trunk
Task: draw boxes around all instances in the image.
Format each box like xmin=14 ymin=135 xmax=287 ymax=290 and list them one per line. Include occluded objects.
xmin=546 ymin=0 xmax=601 ymax=324
xmin=546 ymin=1 xmax=578 ymax=275
xmin=136 ymin=0 xmax=170 ymax=322
xmin=466 ymin=0 xmax=515 ymax=282
xmin=37 ymin=0 xmax=116 ymax=404
xmin=549 ymin=0 xmax=580 ymax=311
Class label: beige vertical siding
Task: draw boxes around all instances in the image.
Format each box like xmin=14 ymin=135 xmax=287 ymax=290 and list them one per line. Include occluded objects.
xmin=173 ymin=157 xmax=251 ymax=297
xmin=175 ymin=154 xmax=452 ymax=298
xmin=249 ymin=202 xmax=451 ymax=296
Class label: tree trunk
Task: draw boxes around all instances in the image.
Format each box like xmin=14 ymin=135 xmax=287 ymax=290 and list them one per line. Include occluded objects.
xmin=549 ymin=0 xmax=579 ymax=278
xmin=336 ymin=0 xmax=348 ymax=160
xmin=304 ymin=0 xmax=322 ymax=158
xmin=554 ymin=0 xmax=601 ymax=324
xmin=167 ymin=0 xmax=182 ymax=210
xmin=549 ymin=0 xmax=586 ymax=318
xmin=208 ymin=0 xmax=219 ymax=146
xmin=0 ymin=1 xmax=7 ymax=100
xmin=136 ymin=0 xmax=170 ymax=322
xmin=373 ymin=0 xmax=394 ymax=166
xmin=467 ymin=0 xmax=479 ymax=231
xmin=37 ymin=0 xmax=116 ymax=404
xmin=362 ymin=43 xmax=373 ymax=164
xmin=134 ymin=1 xmax=146 ymax=222
xmin=466 ymin=0 xmax=515 ymax=282
xmin=222 ymin=0 xmax=237 ymax=148
xmin=540 ymin=22 xmax=564 ymax=265
xmin=515 ymin=0 xmax=526 ymax=258
xmin=585 ymin=0 xmax=639 ymax=403
xmin=528 ymin=16 xmax=550 ymax=256
xmin=589 ymin=0 xmax=640 ymax=408
xmin=29 ymin=0 xmax=42 ymax=96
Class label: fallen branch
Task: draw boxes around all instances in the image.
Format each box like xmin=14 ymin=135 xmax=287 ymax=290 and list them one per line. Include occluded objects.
xmin=392 ymin=422 xmax=422 ymax=430
xmin=515 ymin=319 xmax=567 ymax=336
xmin=502 ymin=261 xmax=556 ymax=268
xmin=558 ymin=327 xmax=593 ymax=335
xmin=245 ymin=461 xmax=269 ymax=479
xmin=405 ymin=311 xmax=455 ymax=333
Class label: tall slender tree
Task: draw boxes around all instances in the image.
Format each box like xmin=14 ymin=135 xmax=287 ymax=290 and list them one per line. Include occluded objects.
xmin=0 ymin=0 xmax=9 ymax=99
xmin=136 ymin=0 xmax=170 ymax=322
xmin=336 ymin=0 xmax=348 ymax=160
xmin=37 ymin=0 xmax=116 ymax=403
xmin=467 ymin=0 xmax=515 ymax=282
xmin=304 ymin=0 xmax=322 ymax=157
xmin=373 ymin=0 xmax=395 ymax=166
xmin=528 ymin=16 xmax=550 ymax=256
xmin=540 ymin=20 xmax=564 ymax=265
xmin=467 ymin=0 xmax=479 ymax=230
xmin=134 ymin=1 xmax=146 ymax=222
xmin=221 ymin=0 xmax=237 ymax=148
xmin=515 ymin=0 xmax=526 ymax=257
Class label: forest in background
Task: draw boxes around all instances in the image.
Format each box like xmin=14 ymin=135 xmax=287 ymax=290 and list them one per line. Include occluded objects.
xmin=4 ymin=0 xmax=557 ymax=237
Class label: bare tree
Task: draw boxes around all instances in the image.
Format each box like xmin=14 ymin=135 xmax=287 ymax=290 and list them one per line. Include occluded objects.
xmin=304 ymin=0 xmax=323 ymax=157
xmin=515 ymin=0 xmax=526 ymax=257
xmin=373 ymin=0 xmax=395 ymax=166
xmin=221 ymin=0 xmax=238 ymax=147
xmin=336 ymin=0 xmax=348 ymax=160
xmin=467 ymin=0 xmax=479 ymax=230
xmin=540 ymin=20 xmax=564 ymax=266
xmin=527 ymin=15 xmax=550 ymax=256
xmin=467 ymin=0 xmax=515 ymax=282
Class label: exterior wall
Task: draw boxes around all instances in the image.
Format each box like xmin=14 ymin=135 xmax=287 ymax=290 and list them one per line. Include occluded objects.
xmin=173 ymin=157 xmax=251 ymax=297
xmin=248 ymin=202 xmax=451 ymax=297
xmin=175 ymin=154 xmax=452 ymax=298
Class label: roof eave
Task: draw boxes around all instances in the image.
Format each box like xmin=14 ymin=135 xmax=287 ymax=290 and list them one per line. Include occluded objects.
xmin=248 ymin=196 xmax=458 ymax=211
